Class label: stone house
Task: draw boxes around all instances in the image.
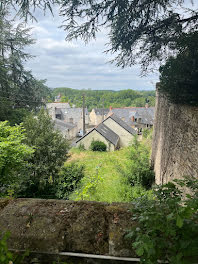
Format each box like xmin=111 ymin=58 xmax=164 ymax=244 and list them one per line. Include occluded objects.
xmin=47 ymin=102 xmax=71 ymax=119
xmin=103 ymin=114 xmax=136 ymax=147
xmin=76 ymin=123 xmax=119 ymax=151
xmin=46 ymin=102 xmax=89 ymax=132
xmin=109 ymin=106 xmax=155 ymax=133
xmin=76 ymin=114 xmax=136 ymax=151
xmin=54 ymin=119 xmax=78 ymax=140
xmin=89 ymin=108 xmax=109 ymax=126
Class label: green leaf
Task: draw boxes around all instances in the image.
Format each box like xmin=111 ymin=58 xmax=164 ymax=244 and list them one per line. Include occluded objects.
xmin=176 ymin=215 xmax=183 ymax=228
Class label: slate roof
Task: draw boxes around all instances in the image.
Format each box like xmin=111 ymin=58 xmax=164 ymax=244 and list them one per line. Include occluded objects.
xmin=94 ymin=108 xmax=109 ymax=116
xmin=103 ymin=114 xmax=137 ymax=135
xmin=54 ymin=119 xmax=77 ymax=131
xmin=76 ymin=123 xmax=119 ymax=146
xmin=111 ymin=107 xmax=155 ymax=126
xmin=134 ymin=108 xmax=155 ymax=125
xmin=57 ymin=108 xmax=89 ymax=123
xmin=95 ymin=123 xmax=119 ymax=145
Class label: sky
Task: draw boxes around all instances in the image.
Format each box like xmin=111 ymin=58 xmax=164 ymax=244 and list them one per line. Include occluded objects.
xmin=23 ymin=9 xmax=159 ymax=91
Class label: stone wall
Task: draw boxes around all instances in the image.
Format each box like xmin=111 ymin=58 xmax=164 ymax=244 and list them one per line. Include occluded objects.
xmin=0 ymin=199 xmax=136 ymax=263
xmin=151 ymin=87 xmax=198 ymax=185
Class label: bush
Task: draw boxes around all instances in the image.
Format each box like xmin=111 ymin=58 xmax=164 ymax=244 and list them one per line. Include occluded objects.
xmin=122 ymin=137 xmax=154 ymax=189
xmin=56 ymin=162 xmax=84 ymax=199
xmin=128 ymin=177 xmax=198 ymax=264
xmin=90 ymin=141 xmax=107 ymax=152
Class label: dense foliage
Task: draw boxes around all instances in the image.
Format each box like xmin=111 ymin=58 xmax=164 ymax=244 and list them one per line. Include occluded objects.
xmin=19 ymin=109 xmax=70 ymax=198
xmin=121 ymin=135 xmax=154 ymax=190
xmin=90 ymin=141 xmax=107 ymax=152
xmin=52 ymin=88 xmax=155 ymax=111
xmin=56 ymin=162 xmax=84 ymax=199
xmin=0 ymin=121 xmax=33 ymax=196
xmin=159 ymin=32 xmax=198 ymax=106
xmin=129 ymin=177 xmax=198 ymax=264
xmin=0 ymin=9 xmax=51 ymax=124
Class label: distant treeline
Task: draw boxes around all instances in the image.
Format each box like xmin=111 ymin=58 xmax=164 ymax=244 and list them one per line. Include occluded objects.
xmin=51 ymin=88 xmax=156 ymax=111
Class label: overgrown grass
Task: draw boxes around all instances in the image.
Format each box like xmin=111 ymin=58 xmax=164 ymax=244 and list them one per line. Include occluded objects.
xmin=68 ymin=145 xmax=152 ymax=203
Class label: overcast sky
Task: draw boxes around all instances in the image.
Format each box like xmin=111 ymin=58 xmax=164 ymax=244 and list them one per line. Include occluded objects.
xmin=24 ymin=9 xmax=157 ymax=91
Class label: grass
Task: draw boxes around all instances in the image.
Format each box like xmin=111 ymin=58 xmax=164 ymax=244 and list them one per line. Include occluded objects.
xmin=68 ymin=148 xmax=130 ymax=202
xmin=67 ymin=147 xmax=152 ymax=203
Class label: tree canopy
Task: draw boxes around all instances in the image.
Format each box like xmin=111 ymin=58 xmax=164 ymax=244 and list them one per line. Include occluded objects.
xmin=0 ymin=9 xmax=51 ymax=124
xmin=3 ymin=0 xmax=198 ymax=71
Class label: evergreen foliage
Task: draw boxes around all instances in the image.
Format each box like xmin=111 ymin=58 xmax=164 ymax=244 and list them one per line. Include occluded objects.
xmin=5 ymin=0 xmax=198 ymax=71
xmin=0 ymin=9 xmax=51 ymax=124
xmin=159 ymin=32 xmax=198 ymax=106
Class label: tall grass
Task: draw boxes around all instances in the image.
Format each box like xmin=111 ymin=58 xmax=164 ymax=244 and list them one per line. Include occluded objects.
xmin=68 ymin=145 xmax=153 ymax=203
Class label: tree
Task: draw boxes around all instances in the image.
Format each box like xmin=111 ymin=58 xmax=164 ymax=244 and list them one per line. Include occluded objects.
xmin=159 ymin=32 xmax=198 ymax=106
xmin=0 ymin=9 xmax=51 ymax=124
xmin=4 ymin=0 xmax=198 ymax=71
xmin=21 ymin=109 xmax=70 ymax=197
xmin=0 ymin=121 xmax=34 ymax=194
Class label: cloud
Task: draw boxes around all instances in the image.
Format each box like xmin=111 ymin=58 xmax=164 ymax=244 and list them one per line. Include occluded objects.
xmin=23 ymin=10 xmax=159 ymax=90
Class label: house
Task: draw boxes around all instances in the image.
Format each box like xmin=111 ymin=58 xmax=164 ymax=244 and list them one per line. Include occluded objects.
xmin=47 ymin=102 xmax=71 ymax=119
xmin=54 ymin=119 xmax=78 ymax=140
xmin=76 ymin=114 xmax=136 ymax=151
xmin=103 ymin=114 xmax=136 ymax=147
xmin=89 ymin=108 xmax=109 ymax=126
xmin=76 ymin=123 xmax=119 ymax=151
xmin=109 ymin=106 xmax=155 ymax=133
xmin=46 ymin=102 xmax=89 ymax=131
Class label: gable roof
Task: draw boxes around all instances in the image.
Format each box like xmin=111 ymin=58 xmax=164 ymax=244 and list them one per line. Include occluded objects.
xmin=76 ymin=123 xmax=119 ymax=146
xmin=96 ymin=123 xmax=119 ymax=145
xmin=103 ymin=113 xmax=137 ymax=135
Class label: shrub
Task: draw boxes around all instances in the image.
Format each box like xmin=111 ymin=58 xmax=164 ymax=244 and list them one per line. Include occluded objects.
xmin=90 ymin=141 xmax=107 ymax=152
xmin=56 ymin=162 xmax=84 ymax=199
xmin=128 ymin=177 xmax=198 ymax=264
xmin=122 ymin=137 xmax=154 ymax=189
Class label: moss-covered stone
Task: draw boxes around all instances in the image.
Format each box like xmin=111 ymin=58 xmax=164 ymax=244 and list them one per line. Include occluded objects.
xmin=0 ymin=198 xmax=136 ymax=259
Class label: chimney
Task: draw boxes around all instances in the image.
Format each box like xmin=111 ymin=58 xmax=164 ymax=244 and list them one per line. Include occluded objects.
xmin=145 ymin=103 xmax=149 ymax=108
xmin=131 ymin=116 xmax=135 ymax=122
xmin=109 ymin=106 xmax=112 ymax=111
